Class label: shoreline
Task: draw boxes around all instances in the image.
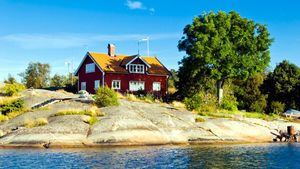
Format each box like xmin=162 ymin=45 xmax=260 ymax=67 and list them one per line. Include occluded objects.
xmin=0 ymin=140 xmax=274 ymax=149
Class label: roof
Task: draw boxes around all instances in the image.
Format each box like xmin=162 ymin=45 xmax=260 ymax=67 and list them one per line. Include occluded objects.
xmin=79 ymin=52 xmax=170 ymax=75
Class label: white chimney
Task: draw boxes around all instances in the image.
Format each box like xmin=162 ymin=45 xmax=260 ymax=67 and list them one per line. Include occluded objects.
xmin=108 ymin=44 xmax=116 ymax=57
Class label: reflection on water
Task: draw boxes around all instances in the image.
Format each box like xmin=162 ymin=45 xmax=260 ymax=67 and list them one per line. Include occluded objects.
xmin=0 ymin=143 xmax=300 ymax=168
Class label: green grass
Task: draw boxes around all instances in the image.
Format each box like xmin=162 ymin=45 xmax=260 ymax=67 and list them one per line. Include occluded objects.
xmin=86 ymin=116 xmax=98 ymax=125
xmin=54 ymin=108 xmax=104 ymax=117
xmin=197 ymin=109 xmax=281 ymax=121
xmin=195 ymin=116 xmax=205 ymax=122
xmin=23 ymin=118 xmax=48 ymax=128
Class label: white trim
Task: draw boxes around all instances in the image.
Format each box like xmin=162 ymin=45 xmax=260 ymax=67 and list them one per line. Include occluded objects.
xmin=125 ymin=55 xmax=151 ymax=68
xmin=152 ymin=82 xmax=161 ymax=91
xmin=129 ymin=81 xmax=145 ymax=91
xmin=74 ymin=52 xmax=104 ymax=75
xmin=111 ymin=80 xmax=121 ymax=90
xmin=128 ymin=64 xmax=145 ymax=74
xmin=102 ymin=72 xmax=105 ymax=87
xmin=85 ymin=63 xmax=95 ymax=73
xmin=81 ymin=82 xmax=86 ymax=91
xmin=94 ymin=80 xmax=100 ymax=90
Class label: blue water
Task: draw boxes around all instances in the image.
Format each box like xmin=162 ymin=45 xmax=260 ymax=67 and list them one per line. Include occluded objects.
xmin=0 ymin=143 xmax=299 ymax=169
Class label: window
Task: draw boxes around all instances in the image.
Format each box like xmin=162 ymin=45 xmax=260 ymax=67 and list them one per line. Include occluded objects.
xmin=86 ymin=63 xmax=95 ymax=73
xmin=94 ymin=80 xmax=100 ymax=90
xmin=112 ymin=80 xmax=121 ymax=90
xmin=129 ymin=64 xmax=144 ymax=73
xmin=129 ymin=81 xmax=145 ymax=91
xmin=81 ymin=82 xmax=86 ymax=91
xmin=153 ymin=82 xmax=161 ymax=91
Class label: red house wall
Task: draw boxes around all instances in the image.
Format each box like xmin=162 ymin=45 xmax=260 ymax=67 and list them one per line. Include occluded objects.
xmin=104 ymin=73 xmax=168 ymax=96
xmin=77 ymin=56 xmax=103 ymax=94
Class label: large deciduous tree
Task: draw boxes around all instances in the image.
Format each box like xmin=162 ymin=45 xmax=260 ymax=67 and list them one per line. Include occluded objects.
xmin=19 ymin=62 xmax=51 ymax=89
xmin=177 ymin=11 xmax=272 ymax=103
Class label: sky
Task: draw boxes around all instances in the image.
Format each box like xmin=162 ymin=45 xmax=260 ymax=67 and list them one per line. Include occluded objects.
xmin=1 ymin=0 xmax=300 ymax=81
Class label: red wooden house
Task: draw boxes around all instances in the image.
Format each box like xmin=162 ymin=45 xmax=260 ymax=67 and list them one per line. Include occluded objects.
xmin=74 ymin=44 xmax=170 ymax=96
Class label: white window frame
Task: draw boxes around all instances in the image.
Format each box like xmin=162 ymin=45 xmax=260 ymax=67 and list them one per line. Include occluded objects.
xmin=94 ymin=80 xmax=100 ymax=90
xmin=129 ymin=81 xmax=145 ymax=91
xmin=153 ymin=82 xmax=161 ymax=91
xmin=112 ymin=80 xmax=121 ymax=90
xmin=85 ymin=63 xmax=95 ymax=73
xmin=81 ymin=82 xmax=86 ymax=91
xmin=128 ymin=64 xmax=145 ymax=74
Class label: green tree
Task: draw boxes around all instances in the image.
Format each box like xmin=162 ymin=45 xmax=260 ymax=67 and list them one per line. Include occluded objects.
xmin=19 ymin=62 xmax=51 ymax=89
xmin=177 ymin=11 xmax=272 ymax=104
xmin=233 ymin=73 xmax=267 ymax=113
xmin=262 ymin=60 xmax=300 ymax=110
xmin=50 ymin=74 xmax=67 ymax=88
xmin=4 ymin=74 xmax=17 ymax=84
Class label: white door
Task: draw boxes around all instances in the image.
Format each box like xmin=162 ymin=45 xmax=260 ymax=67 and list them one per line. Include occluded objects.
xmin=81 ymin=82 xmax=86 ymax=91
xmin=129 ymin=81 xmax=145 ymax=91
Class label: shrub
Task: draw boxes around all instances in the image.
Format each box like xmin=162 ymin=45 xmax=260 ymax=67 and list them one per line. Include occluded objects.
xmin=0 ymin=114 xmax=8 ymax=122
xmin=24 ymin=118 xmax=48 ymax=128
xmin=220 ymin=94 xmax=238 ymax=111
xmin=270 ymin=101 xmax=285 ymax=115
xmin=195 ymin=116 xmax=205 ymax=122
xmin=94 ymin=86 xmax=119 ymax=107
xmin=249 ymin=96 xmax=267 ymax=113
xmin=0 ymin=99 xmax=25 ymax=115
xmin=184 ymin=94 xmax=202 ymax=111
xmin=1 ymin=83 xmax=26 ymax=96
xmin=85 ymin=116 xmax=98 ymax=125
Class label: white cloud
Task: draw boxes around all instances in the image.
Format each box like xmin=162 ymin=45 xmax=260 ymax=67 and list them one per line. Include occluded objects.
xmin=0 ymin=33 xmax=181 ymax=49
xmin=125 ymin=0 xmax=155 ymax=13
xmin=125 ymin=0 xmax=145 ymax=10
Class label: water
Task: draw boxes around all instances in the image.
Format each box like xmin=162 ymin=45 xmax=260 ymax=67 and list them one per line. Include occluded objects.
xmin=0 ymin=143 xmax=299 ymax=169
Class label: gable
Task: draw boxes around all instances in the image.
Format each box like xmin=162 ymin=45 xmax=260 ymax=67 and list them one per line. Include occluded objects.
xmin=74 ymin=53 xmax=104 ymax=76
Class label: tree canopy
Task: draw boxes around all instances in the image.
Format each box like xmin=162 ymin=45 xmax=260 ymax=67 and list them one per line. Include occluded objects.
xmin=19 ymin=62 xmax=51 ymax=89
xmin=177 ymin=11 xmax=272 ymax=103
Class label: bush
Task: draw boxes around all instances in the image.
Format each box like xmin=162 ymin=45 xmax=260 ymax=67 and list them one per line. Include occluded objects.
xmin=0 ymin=114 xmax=8 ymax=122
xmin=86 ymin=116 xmax=98 ymax=125
xmin=0 ymin=99 xmax=25 ymax=115
xmin=221 ymin=94 xmax=238 ymax=111
xmin=195 ymin=116 xmax=205 ymax=122
xmin=249 ymin=96 xmax=267 ymax=113
xmin=1 ymin=83 xmax=26 ymax=96
xmin=94 ymin=86 xmax=119 ymax=107
xmin=270 ymin=101 xmax=285 ymax=115
xmin=184 ymin=94 xmax=202 ymax=111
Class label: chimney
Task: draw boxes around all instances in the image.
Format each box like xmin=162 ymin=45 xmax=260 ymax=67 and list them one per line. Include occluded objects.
xmin=108 ymin=44 xmax=116 ymax=57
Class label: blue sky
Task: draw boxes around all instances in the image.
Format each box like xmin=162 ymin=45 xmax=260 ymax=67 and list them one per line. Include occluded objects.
xmin=1 ymin=0 xmax=300 ymax=81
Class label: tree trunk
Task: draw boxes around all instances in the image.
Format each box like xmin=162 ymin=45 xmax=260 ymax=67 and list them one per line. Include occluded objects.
xmin=217 ymin=80 xmax=224 ymax=105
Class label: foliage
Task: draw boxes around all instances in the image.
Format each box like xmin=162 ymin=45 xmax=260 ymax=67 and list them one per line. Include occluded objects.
xmin=262 ymin=60 xmax=300 ymax=110
xmin=177 ymin=11 xmax=272 ymax=103
xmin=1 ymin=83 xmax=26 ymax=96
xmin=50 ymin=74 xmax=67 ymax=88
xmin=270 ymin=101 xmax=285 ymax=115
xmin=184 ymin=94 xmax=202 ymax=111
xmin=220 ymin=82 xmax=238 ymax=111
xmin=24 ymin=118 xmax=48 ymax=128
xmin=94 ymin=86 xmax=119 ymax=107
xmin=4 ymin=74 xmax=17 ymax=84
xmin=0 ymin=99 xmax=25 ymax=115
xmin=184 ymin=91 xmax=218 ymax=112
xmin=168 ymin=69 xmax=178 ymax=94
xmin=195 ymin=116 xmax=205 ymax=122
xmin=0 ymin=114 xmax=8 ymax=122
xmin=86 ymin=116 xmax=98 ymax=125
xmin=19 ymin=62 xmax=51 ymax=89
xmin=233 ymin=73 xmax=267 ymax=113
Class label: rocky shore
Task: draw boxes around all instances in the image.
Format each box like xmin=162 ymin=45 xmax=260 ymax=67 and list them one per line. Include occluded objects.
xmin=0 ymin=90 xmax=299 ymax=148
